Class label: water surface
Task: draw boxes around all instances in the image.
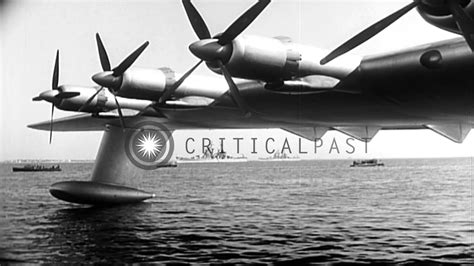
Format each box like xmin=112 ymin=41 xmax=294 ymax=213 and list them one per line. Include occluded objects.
xmin=1 ymin=159 xmax=473 ymax=263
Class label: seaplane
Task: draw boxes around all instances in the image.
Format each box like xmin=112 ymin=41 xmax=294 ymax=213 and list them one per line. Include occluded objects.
xmin=29 ymin=0 xmax=474 ymax=205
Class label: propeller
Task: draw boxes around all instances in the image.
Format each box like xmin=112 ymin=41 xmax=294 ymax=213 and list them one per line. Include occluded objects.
xmin=91 ymin=33 xmax=150 ymax=89
xmin=49 ymin=103 xmax=54 ymax=144
xmin=49 ymin=50 xmax=59 ymax=144
xmin=82 ymin=33 xmax=150 ymax=129
xmin=159 ymin=0 xmax=271 ymax=116
xmin=320 ymin=0 xmax=474 ymax=65
xmin=32 ymin=50 xmax=82 ymax=143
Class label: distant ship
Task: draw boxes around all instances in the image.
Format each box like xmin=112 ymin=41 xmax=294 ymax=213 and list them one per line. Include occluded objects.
xmin=176 ymin=146 xmax=247 ymax=163
xmin=258 ymin=151 xmax=300 ymax=161
xmin=350 ymin=159 xmax=384 ymax=167
xmin=12 ymin=164 xmax=61 ymax=172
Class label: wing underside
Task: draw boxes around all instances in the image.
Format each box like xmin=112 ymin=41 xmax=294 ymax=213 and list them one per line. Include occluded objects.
xmin=283 ymin=123 xmax=473 ymax=143
xmin=27 ymin=113 xmax=197 ymax=132
xmin=28 ymin=113 xmax=473 ymax=143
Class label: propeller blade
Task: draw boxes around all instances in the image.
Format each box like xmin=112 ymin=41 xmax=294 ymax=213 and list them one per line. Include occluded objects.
xmin=78 ymin=87 xmax=104 ymax=112
xmin=33 ymin=96 xmax=42 ymax=101
xmin=113 ymin=95 xmax=126 ymax=129
xmin=55 ymin=91 xmax=80 ymax=99
xmin=52 ymin=50 xmax=59 ymax=90
xmin=159 ymin=60 xmax=203 ymax=103
xmin=218 ymin=0 xmax=271 ymax=45
xmin=96 ymin=33 xmax=111 ymax=71
xmin=320 ymin=0 xmax=420 ymax=65
xmin=182 ymin=0 xmax=211 ymax=40
xmin=217 ymin=60 xmax=250 ymax=117
xmin=112 ymin=41 xmax=149 ymax=77
xmin=49 ymin=103 xmax=54 ymax=144
xmin=447 ymin=1 xmax=474 ymax=51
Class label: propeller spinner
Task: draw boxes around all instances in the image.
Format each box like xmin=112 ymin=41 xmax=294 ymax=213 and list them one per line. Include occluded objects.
xmin=158 ymin=0 xmax=271 ymax=117
xmin=320 ymin=0 xmax=474 ymax=65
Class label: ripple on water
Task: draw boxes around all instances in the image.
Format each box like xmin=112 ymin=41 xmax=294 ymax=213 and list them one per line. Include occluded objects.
xmin=0 ymin=159 xmax=473 ymax=263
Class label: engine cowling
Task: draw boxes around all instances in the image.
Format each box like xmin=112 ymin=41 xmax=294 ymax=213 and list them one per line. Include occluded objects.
xmin=116 ymin=67 xmax=176 ymax=100
xmin=417 ymin=0 xmax=474 ymax=34
xmin=55 ymin=85 xmax=111 ymax=113
xmin=207 ymin=35 xmax=360 ymax=83
xmin=56 ymin=85 xmax=151 ymax=113
xmin=223 ymin=35 xmax=290 ymax=81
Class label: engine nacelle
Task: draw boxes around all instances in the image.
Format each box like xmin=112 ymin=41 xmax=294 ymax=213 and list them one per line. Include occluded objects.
xmin=417 ymin=1 xmax=474 ymax=34
xmin=223 ymin=36 xmax=290 ymax=81
xmin=56 ymin=85 xmax=113 ymax=113
xmin=55 ymin=85 xmax=152 ymax=113
xmin=209 ymin=35 xmax=360 ymax=82
xmin=117 ymin=67 xmax=176 ymax=100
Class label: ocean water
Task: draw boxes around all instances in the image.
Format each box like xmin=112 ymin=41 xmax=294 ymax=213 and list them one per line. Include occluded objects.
xmin=0 ymin=159 xmax=473 ymax=264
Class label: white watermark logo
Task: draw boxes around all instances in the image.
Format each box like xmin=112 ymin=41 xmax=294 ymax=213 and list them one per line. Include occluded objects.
xmin=125 ymin=121 xmax=174 ymax=169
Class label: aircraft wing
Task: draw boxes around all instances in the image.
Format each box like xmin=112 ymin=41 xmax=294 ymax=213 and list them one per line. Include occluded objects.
xmin=27 ymin=113 xmax=198 ymax=132
xmin=28 ymin=114 xmax=107 ymax=131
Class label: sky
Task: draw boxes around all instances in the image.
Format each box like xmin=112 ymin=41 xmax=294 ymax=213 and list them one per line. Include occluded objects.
xmin=0 ymin=0 xmax=473 ymax=161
